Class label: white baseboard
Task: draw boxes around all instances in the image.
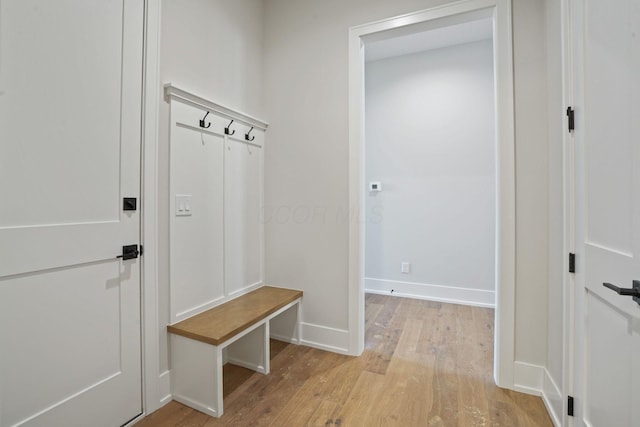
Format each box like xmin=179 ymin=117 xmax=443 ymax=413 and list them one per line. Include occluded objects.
xmin=172 ymin=393 xmax=218 ymax=418
xmin=270 ymin=333 xmax=299 ymax=345
xmin=158 ymin=370 xmax=172 ymax=406
xmin=513 ymin=361 xmax=543 ymax=396
xmin=226 ymin=357 xmax=267 ymax=374
xmin=365 ymin=278 xmax=495 ymax=308
xmin=541 ymin=368 xmax=562 ymax=427
xmin=510 ymin=362 xmax=560 ymax=426
xmin=300 ymin=322 xmax=349 ymax=354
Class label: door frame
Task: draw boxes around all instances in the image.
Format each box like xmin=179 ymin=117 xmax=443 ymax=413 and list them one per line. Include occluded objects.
xmin=140 ymin=0 xmax=165 ymax=418
xmin=561 ymin=0 xmax=575 ymax=424
xmin=347 ymin=0 xmax=516 ymax=388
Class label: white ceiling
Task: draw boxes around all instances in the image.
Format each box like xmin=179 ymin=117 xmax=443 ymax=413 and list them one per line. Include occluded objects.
xmin=365 ymin=17 xmax=493 ymax=63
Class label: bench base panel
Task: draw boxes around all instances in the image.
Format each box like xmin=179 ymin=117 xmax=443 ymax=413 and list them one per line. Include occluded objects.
xmin=169 ymin=295 xmax=301 ymax=418
xmin=225 ymin=322 xmax=269 ymax=374
xmin=170 ymin=334 xmax=224 ymax=417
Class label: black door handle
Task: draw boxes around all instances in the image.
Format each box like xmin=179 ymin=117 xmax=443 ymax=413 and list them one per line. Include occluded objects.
xmin=116 ymin=244 xmax=139 ymax=260
xmin=603 ymin=281 xmax=640 ymax=305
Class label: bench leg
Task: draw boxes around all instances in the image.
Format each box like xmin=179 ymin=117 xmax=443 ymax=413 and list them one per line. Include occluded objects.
xmin=170 ymin=334 xmax=224 ymax=418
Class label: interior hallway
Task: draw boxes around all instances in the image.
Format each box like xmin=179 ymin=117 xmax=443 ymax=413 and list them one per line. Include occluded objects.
xmin=137 ymin=294 xmax=552 ymax=426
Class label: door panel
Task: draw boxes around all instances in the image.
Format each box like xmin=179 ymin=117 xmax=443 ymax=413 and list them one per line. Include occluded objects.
xmin=0 ymin=1 xmax=144 ymax=425
xmin=1 ymin=261 xmax=141 ymax=427
xmin=0 ymin=0 xmax=143 ymax=277
xmin=583 ymin=0 xmax=634 ymax=254
xmin=1 ymin=0 xmax=126 ymax=228
xmin=573 ymin=0 xmax=640 ymax=425
xmin=585 ymin=294 xmax=632 ymax=427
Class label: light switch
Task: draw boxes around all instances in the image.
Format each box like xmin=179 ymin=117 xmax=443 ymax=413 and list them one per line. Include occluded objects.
xmin=175 ymin=195 xmax=192 ymax=216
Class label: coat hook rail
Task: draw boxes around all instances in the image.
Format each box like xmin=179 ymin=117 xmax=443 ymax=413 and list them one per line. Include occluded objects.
xmin=245 ymin=126 xmax=255 ymax=142
xmin=199 ymin=111 xmax=211 ymax=129
xmin=225 ymin=119 xmax=236 ymax=135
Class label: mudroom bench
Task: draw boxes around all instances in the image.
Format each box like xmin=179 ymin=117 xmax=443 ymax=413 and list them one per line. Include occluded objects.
xmin=167 ymin=286 xmax=303 ymax=418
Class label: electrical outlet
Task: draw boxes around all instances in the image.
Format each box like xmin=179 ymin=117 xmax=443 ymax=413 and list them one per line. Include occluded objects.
xmin=369 ymin=181 xmax=382 ymax=192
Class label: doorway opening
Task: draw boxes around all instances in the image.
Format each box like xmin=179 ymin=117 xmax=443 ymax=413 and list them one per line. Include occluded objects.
xmin=348 ymin=0 xmax=516 ymax=388
xmin=363 ymin=18 xmax=496 ymax=308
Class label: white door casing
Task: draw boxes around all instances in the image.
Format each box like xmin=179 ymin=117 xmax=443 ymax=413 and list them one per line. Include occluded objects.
xmin=572 ymin=0 xmax=640 ymax=425
xmin=0 ymin=1 xmax=145 ymax=426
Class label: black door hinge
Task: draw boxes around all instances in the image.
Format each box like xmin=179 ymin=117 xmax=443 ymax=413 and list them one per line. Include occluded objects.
xmin=567 ymin=107 xmax=575 ymax=132
xmin=139 ymin=245 xmax=144 ymax=256
xmin=568 ymin=395 xmax=574 ymax=416
xmin=569 ymin=253 xmax=576 ymax=273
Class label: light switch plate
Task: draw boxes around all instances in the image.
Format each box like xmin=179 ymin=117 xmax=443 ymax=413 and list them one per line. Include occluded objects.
xmin=175 ymin=195 xmax=192 ymax=216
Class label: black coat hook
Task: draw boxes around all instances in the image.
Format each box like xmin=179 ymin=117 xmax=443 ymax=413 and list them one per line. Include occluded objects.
xmin=225 ymin=120 xmax=236 ymax=135
xmin=199 ymin=111 xmax=211 ymax=129
xmin=245 ymin=126 xmax=255 ymax=142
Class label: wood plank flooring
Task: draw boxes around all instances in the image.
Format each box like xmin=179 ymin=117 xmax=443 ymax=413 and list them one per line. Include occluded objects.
xmin=136 ymin=294 xmax=553 ymax=426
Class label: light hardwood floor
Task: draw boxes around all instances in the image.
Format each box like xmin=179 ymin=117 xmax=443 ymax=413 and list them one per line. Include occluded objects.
xmin=136 ymin=294 xmax=553 ymax=426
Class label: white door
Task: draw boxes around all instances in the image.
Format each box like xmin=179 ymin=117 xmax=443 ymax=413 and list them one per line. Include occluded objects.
xmin=572 ymin=0 xmax=640 ymax=425
xmin=0 ymin=1 xmax=144 ymax=426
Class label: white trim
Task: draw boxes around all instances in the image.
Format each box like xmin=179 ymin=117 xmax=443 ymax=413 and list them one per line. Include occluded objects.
xmin=300 ymin=323 xmax=350 ymax=354
xmin=170 ymin=282 xmax=264 ymax=324
xmin=227 ymin=281 xmax=263 ymax=298
xmin=348 ymin=0 xmax=516 ymax=389
xmin=269 ymin=333 xmax=299 ymax=345
xmin=164 ymin=83 xmax=269 ymax=131
xmin=158 ymin=371 xmax=172 ymax=406
xmin=365 ymin=279 xmax=495 ymax=308
xmin=173 ymin=122 xmax=264 ymax=149
xmin=542 ymin=368 xmax=563 ymax=427
xmin=513 ymin=361 xmax=544 ymax=396
xmin=141 ymin=0 xmax=167 ymax=417
xmin=561 ymin=0 xmax=575 ymax=426
xmin=174 ymin=296 xmax=226 ymax=321
xmin=171 ymin=394 xmax=219 ymax=419
xmin=225 ymin=356 xmax=267 ymax=374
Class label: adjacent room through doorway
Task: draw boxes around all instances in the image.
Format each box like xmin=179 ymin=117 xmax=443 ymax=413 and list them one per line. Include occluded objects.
xmin=360 ymin=13 xmax=499 ymax=379
xmin=363 ymin=20 xmax=496 ymax=307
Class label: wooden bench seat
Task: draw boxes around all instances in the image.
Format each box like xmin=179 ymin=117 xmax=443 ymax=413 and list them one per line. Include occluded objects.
xmin=168 ymin=286 xmax=303 ymax=418
xmin=168 ymin=286 xmax=303 ymax=346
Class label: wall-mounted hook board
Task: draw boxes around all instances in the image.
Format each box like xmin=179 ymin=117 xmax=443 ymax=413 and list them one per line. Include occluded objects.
xmin=166 ymin=85 xmax=269 ymax=324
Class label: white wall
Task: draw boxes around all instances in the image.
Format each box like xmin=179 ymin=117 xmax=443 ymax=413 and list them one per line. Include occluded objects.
xmin=158 ymin=0 xmax=265 ymax=375
xmin=512 ymin=0 xmax=550 ymax=372
xmin=264 ymin=0 xmax=549 ymax=367
xmin=364 ymin=40 xmax=496 ymax=307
